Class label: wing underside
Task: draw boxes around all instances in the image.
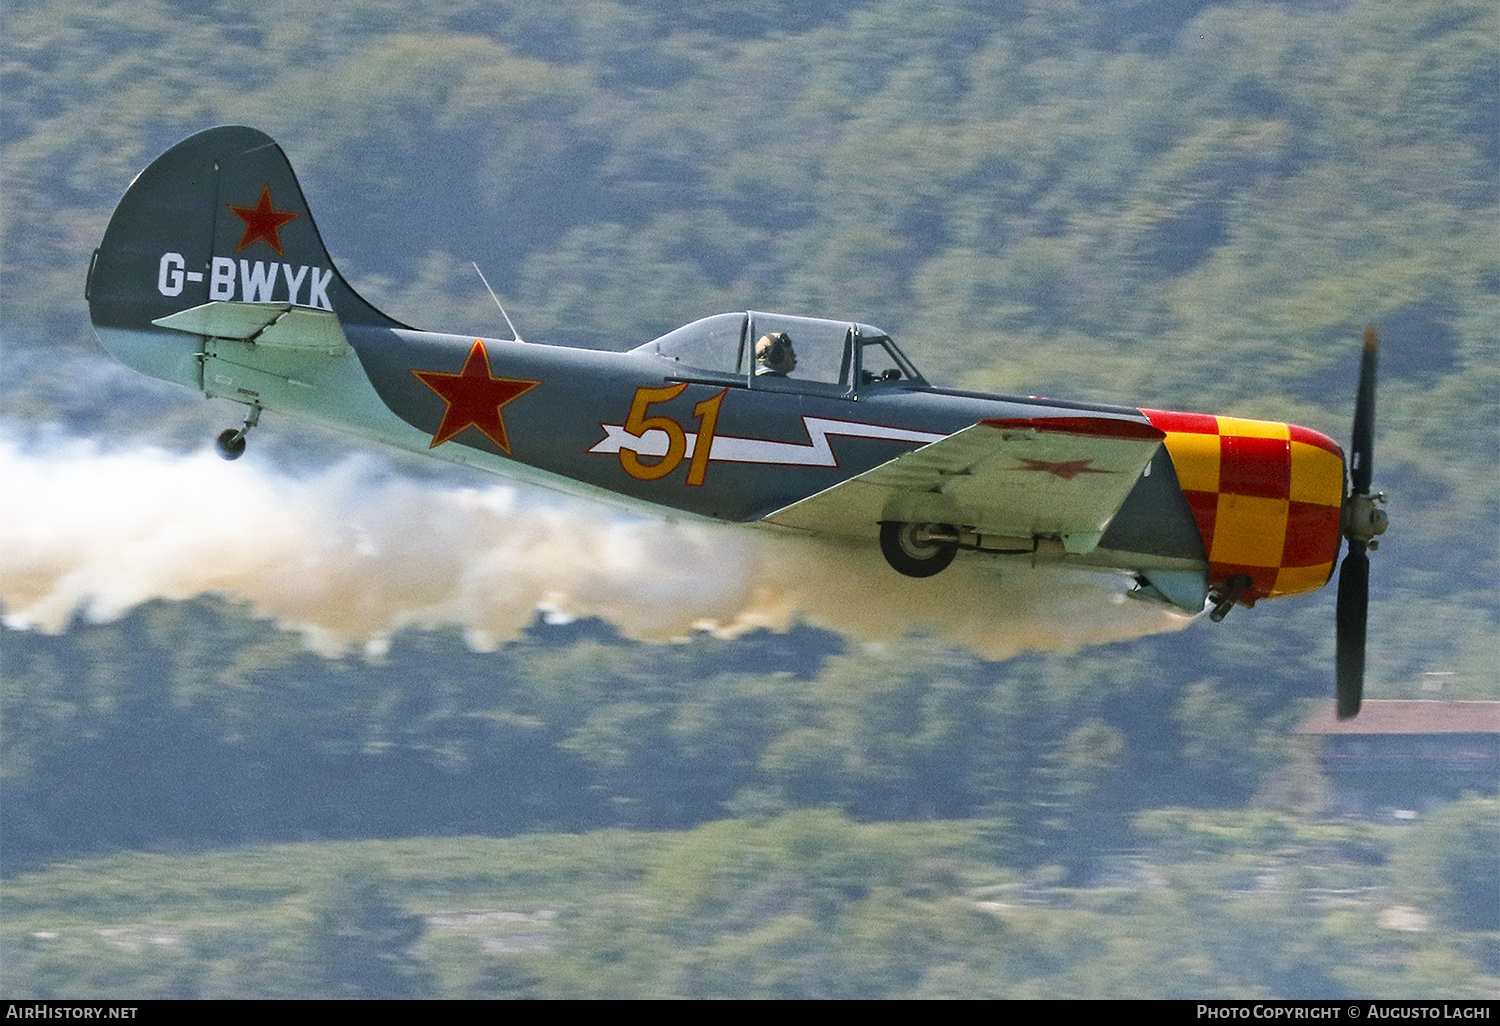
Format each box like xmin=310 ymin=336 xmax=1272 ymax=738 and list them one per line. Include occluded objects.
xmin=762 ymin=416 xmax=1165 ymax=555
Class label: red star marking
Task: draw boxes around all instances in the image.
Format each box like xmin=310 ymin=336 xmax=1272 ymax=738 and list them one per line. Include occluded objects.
xmin=410 ymin=341 xmax=540 ymax=453
xmin=1011 ymin=457 xmax=1113 ymax=481
xmin=228 ymin=185 xmax=300 ymax=255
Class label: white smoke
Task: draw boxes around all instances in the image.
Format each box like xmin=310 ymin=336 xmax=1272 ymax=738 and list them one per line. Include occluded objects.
xmin=0 ymin=433 xmax=1189 ymax=657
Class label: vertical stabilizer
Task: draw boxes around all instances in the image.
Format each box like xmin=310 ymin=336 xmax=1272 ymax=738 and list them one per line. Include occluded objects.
xmin=88 ymin=126 xmax=406 ymax=388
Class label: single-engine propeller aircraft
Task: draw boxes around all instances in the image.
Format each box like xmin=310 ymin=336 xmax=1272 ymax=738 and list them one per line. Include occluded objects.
xmin=88 ymin=127 xmax=1389 ymax=717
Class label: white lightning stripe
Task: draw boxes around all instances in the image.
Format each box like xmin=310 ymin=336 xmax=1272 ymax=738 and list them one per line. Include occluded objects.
xmin=589 ymin=416 xmax=947 ymax=467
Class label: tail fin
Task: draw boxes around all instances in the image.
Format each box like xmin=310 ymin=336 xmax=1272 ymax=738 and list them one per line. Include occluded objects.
xmin=88 ymin=126 xmax=407 ymax=387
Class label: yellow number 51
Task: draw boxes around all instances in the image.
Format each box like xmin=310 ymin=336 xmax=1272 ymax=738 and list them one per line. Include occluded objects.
xmin=619 ymin=384 xmax=726 ymax=486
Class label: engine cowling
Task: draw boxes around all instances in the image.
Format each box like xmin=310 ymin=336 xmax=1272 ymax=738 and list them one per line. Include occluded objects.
xmin=1143 ymin=409 xmax=1345 ymax=605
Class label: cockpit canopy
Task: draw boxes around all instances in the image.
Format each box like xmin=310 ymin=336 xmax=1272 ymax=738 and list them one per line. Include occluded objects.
xmin=632 ymin=312 xmax=927 ymax=396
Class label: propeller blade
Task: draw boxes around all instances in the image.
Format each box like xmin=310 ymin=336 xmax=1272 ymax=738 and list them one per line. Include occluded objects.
xmin=1350 ymin=327 xmax=1379 ymax=496
xmin=1335 ymin=543 xmax=1369 ymax=720
xmin=1335 ymin=327 xmax=1382 ymax=719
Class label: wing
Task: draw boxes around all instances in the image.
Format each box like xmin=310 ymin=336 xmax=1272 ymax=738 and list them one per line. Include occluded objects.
xmin=761 ymin=416 xmax=1165 ymax=554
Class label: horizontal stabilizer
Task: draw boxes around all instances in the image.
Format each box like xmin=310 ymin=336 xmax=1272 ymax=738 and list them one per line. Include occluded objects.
xmin=153 ymin=301 xmax=349 ymax=355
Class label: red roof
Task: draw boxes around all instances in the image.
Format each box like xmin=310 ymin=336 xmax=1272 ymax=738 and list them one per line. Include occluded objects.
xmin=1296 ymin=700 xmax=1500 ymax=736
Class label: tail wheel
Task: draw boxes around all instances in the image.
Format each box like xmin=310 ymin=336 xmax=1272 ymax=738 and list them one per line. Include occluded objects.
xmin=879 ymin=521 xmax=958 ymax=578
xmin=213 ymin=403 xmax=260 ymax=461
xmin=215 ymin=428 xmax=247 ymax=460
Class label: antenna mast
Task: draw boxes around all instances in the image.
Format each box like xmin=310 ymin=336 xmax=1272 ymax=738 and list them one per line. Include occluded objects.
xmin=473 ymin=262 xmax=524 ymax=343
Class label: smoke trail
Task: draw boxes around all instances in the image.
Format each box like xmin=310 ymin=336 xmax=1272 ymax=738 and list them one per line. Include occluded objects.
xmin=0 ymin=434 xmax=1189 ymax=657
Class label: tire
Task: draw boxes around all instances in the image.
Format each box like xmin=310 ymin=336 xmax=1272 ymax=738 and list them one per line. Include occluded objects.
xmin=215 ymin=429 xmax=247 ymax=461
xmin=879 ymin=521 xmax=958 ymax=578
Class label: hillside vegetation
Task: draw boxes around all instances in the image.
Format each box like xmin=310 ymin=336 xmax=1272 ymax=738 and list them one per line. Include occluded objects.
xmin=3 ymin=806 xmax=1497 ymax=998
xmin=1 ymin=0 xmax=1496 ymax=998
xmin=2 ymin=598 xmax=1497 ymax=996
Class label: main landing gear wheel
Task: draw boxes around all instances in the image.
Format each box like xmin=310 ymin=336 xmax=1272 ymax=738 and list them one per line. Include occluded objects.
xmin=879 ymin=521 xmax=958 ymax=578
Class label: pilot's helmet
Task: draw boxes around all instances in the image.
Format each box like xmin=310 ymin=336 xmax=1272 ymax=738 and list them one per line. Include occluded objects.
xmin=755 ymin=332 xmax=796 ymax=375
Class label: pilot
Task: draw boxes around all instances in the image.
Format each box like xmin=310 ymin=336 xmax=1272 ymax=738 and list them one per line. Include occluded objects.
xmin=754 ymin=332 xmax=796 ymax=376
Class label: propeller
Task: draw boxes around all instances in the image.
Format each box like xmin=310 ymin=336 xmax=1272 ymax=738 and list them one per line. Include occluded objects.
xmin=1335 ymin=327 xmax=1388 ymax=719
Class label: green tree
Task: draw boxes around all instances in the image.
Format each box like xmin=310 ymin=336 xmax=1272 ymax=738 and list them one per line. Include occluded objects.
xmin=1391 ymin=796 xmax=1500 ymax=932
xmin=305 ymin=870 xmax=433 ymax=999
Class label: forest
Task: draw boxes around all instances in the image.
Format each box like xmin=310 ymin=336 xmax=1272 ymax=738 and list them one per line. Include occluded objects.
xmin=1 ymin=0 xmax=1496 ymax=999
xmin=1 ymin=596 xmax=1497 ymax=998
xmin=0 ymin=595 xmax=1396 ymax=865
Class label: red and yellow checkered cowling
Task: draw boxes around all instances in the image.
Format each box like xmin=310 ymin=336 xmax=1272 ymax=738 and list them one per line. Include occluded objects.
xmin=1142 ymin=409 xmax=1345 ymax=604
